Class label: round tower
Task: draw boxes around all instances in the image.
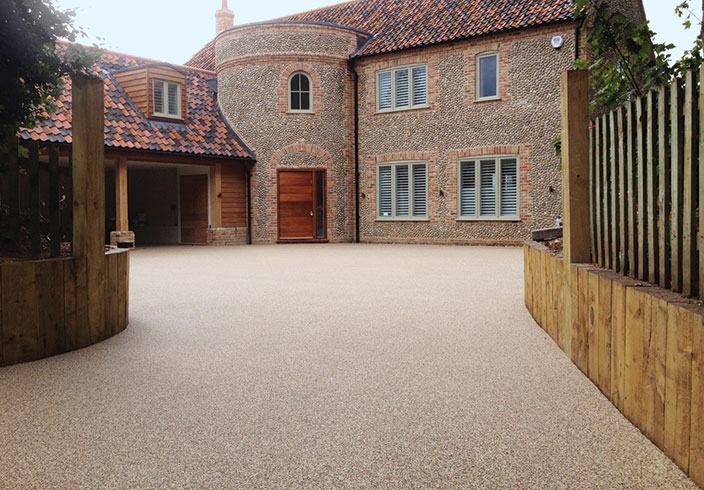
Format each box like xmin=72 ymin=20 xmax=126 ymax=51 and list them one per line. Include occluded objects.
xmin=215 ymin=18 xmax=369 ymax=243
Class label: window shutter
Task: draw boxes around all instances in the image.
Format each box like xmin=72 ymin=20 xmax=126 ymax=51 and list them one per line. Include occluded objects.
xmin=412 ymin=164 xmax=427 ymax=217
xmin=379 ymin=166 xmax=392 ymax=217
xmin=460 ymin=161 xmax=477 ymax=217
xmin=412 ymin=66 xmax=427 ymax=106
xmin=378 ymin=72 xmax=392 ymax=110
xmin=396 ymin=165 xmax=409 ymax=216
xmin=153 ymin=81 xmax=164 ymax=114
xmin=479 ymin=160 xmax=497 ymax=216
xmin=395 ymin=69 xmax=409 ymax=107
xmin=167 ymin=83 xmax=179 ymax=116
xmin=500 ymin=158 xmax=518 ymax=217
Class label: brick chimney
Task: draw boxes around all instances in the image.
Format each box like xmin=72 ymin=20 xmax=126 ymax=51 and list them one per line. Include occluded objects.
xmin=216 ymin=0 xmax=234 ymax=34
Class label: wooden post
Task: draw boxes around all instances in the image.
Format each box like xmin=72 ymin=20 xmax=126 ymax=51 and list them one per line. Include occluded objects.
xmin=561 ymin=70 xmax=590 ymax=361
xmin=211 ymin=163 xmax=222 ymax=229
xmin=561 ymin=70 xmax=591 ymax=265
xmin=115 ymin=157 xmax=129 ymax=231
xmin=71 ymin=74 xmax=106 ymax=345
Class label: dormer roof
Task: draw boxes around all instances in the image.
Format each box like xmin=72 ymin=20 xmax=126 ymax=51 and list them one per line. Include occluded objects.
xmin=21 ymin=48 xmax=254 ymax=160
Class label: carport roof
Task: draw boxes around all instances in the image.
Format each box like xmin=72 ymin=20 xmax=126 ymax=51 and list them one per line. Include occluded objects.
xmin=20 ymin=47 xmax=255 ymax=161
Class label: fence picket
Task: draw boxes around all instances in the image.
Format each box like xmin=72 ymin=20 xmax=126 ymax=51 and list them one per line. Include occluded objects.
xmin=27 ymin=142 xmax=41 ymax=256
xmin=636 ymin=97 xmax=646 ymax=281
xmin=602 ymin=115 xmax=612 ymax=270
xmin=671 ymin=78 xmax=684 ymax=293
xmin=595 ymin=117 xmax=604 ymax=267
xmin=49 ymin=146 xmax=61 ymax=258
xmin=590 ymin=124 xmax=597 ymax=263
xmin=6 ymin=139 xmax=19 ymax=253
xmin=683 ymin=70 xmax=699 ymax=297
xmin=618 ymin=107 xmax=628 ymax=275
xmin=646 ymin=90 xmax=658 ymax=284
xmin=658 ymin=84 xmax=672 ymax=289
xmin=627 ymin=101 xmax=637 ymax=278
xmin=610 ymin=110 xmax=620 ymax=271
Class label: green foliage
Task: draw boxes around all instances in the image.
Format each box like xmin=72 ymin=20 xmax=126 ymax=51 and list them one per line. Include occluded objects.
xmin=0 ymin=0 xmax=101 ymax=142
xmin=574 ymin=0 xmax=703 ymax=113
xmin=552 ymin=134 xmax=562 ymax=159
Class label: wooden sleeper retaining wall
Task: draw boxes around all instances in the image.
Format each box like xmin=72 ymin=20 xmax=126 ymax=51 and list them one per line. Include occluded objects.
xmin=0 ymin=250 xmax=129 ymax=367
xmin=525 ymin=241 xmax=704 ymax=486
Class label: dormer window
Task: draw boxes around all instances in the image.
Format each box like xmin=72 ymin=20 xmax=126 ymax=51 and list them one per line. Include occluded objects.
xmin=153 ymin=79 xmax=181 ymax=119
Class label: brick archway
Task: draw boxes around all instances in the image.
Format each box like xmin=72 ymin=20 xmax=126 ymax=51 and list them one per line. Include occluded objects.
xmin=270 ymin=140 xmax=333 ymax=168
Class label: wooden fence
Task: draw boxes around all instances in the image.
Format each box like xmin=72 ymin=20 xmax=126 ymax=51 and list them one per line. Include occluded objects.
xmin=0 ymin=74 xmax=130 ymax=367
xmin=523 ymin=70 xmax=704 ymax=486
xmin=590 ymin=68 xmax=703 ymax=298
xmin=0 ymin=140 xmax=72 ymax=259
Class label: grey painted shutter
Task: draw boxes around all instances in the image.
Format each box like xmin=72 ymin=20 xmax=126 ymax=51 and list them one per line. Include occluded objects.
xmin=395 ymin=69 xmax=409 ymax=108
xmin=479 ymin=160 xmax=497 ymax=216
xmin=412 ymin=164 xmax=427 ymax=217
xmin=396 ymin=165 xmax=409 ymax=216
xmin=378 ymin=72 xmax=392 ymax=109
xmin=460 ymin=161 xmax=477 ymax=217
xmin=167 ymin=83 xmax=179 ymax=116
xmin=500 ymin=158 xmax=518 ymax=217
xmin=153 ymin=81 xmax=164 ymax=114
xmin=412 ymin=66 xmax=427 ymax=105
xmin=379 ymin=166 xmax=392 ymax=217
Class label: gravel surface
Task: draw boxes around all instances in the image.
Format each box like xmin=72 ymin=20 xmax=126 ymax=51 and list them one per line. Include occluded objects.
xmin=0 ymin=244 xmax=696 ymax=489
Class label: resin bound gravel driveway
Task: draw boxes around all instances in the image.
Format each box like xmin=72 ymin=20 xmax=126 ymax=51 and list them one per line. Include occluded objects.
xmin=0 ymin=244 xmax=696 ymax=489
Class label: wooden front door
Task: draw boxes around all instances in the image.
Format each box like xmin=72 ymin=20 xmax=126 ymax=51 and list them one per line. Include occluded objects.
xmin=180 ymin=174 xmax=208 ymax=244
xmin=278 ymin=170 xmax=326 ymax=241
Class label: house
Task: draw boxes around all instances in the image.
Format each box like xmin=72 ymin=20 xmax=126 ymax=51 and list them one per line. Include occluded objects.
xmin=21 ymin=50 xmax=255 ymax=246
xmin=187 ymin=0 xmax=645 ymax=245
xmin=22 ymin=0 xmax=646 ymax=246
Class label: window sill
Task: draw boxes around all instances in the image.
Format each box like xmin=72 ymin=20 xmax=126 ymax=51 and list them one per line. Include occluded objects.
xmin=456 ymin=217 xmax=521 ymax=222
xmin=287 ymin=110 xmax=315 ymax=115
xmin=375 ymin=104 xmax=430 ymax=115
xmin=150 ymin=115 xmax=186 ymax=124
xmin=376 ymin=218 xmax=430 ymax=222
xmin=474 ymin=96 xmax=502 ymax=103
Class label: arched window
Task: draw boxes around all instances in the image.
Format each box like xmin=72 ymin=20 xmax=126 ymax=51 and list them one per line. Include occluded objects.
xmin=289 ymin=72 xmax=312 ymax=112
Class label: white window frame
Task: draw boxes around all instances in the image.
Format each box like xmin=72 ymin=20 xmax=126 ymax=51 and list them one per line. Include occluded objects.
xmin=376 ymin=161 xmax=429 ymax=221
xmin=457 ymin=155 xmax=520 ymax=221
xmin=153 ymin=79 xmax=182 ymax=119
xmin=375 ymin=63 xmax=429 ymax=113
xmin=288 ymin=71 xmax=314 ymax=114
xmin=476 ymin=51 xmax=500 ymax=102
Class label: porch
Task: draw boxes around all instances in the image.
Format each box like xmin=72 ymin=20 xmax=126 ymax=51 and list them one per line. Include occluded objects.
xmin=103 ymin=152 xmax=250 ymax=247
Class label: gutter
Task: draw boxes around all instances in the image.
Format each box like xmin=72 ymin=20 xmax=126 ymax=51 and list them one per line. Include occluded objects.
xmin=347 ymin=58 xmax=361 ymax=243
xmin=246 ymin=164 xmax=253 ymax=245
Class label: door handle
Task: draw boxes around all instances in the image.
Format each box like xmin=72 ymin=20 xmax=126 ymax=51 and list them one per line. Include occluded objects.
xmin=310 ymin=211 xmax=314 ymax=217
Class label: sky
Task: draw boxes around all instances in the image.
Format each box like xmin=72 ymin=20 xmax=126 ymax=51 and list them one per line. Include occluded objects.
xmin=53 ymin=0 xmax=701 ymax=65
